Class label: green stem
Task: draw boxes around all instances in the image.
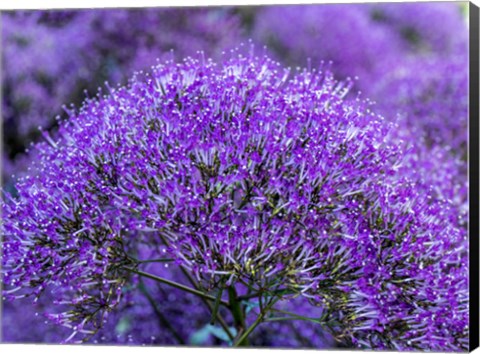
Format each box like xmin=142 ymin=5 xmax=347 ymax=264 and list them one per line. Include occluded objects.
xmin=210 ymin=284 xmax=225 ymax=325
xmin=269 ymin=308 xmax=328 ymax=325
xmin=237 ymin=287 xmax=294 ymax=301
xmin=237 ymin=291 xmax=263 ymax=301
xmin=264 ymin=315 xmax=327 ymax=325
xmin=154 ymin=234 xmax=234 ymax=342
xmin=265 ymin=316 xmax=297 ymax=322
xmin=229 ymin=286 xmax=248 ymax=346
xmin=176 ymin=266 xmax=235 ymax=342
xmin=185 ymin=274 xmax=235 ymax=342
xmin=233 ymin=296 xmax=279 ymax=347
xmin=191 ymin=283 xmax=234 ymax=341
xmin=234 ymin=316 xmax=261 ymax=347
xmin=124 ymin=267 xmax=228 ymax=307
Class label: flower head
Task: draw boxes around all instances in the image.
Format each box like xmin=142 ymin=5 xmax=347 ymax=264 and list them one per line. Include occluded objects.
xmin=2 ymin=51 xmax=468 ymax=349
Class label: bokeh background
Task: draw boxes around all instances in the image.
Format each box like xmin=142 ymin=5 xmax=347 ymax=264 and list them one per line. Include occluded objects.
xmin=1 ymin=2 xmax=469 ymax=347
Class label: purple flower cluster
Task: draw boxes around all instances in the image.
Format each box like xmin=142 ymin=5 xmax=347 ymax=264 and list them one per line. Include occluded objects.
xmin=1 ymin=51 xmax=468 ymax=350
xmin=2 ymin=8 xmax=242 ymax=182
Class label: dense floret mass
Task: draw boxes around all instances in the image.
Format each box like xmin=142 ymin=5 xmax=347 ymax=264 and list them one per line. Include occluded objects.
xmin=1 ymin=53 xmax=468 ymax=350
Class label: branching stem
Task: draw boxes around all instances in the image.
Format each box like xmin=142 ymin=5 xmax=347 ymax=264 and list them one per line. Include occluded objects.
xmin=124 ymin=267 xmax=228 ymax=307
